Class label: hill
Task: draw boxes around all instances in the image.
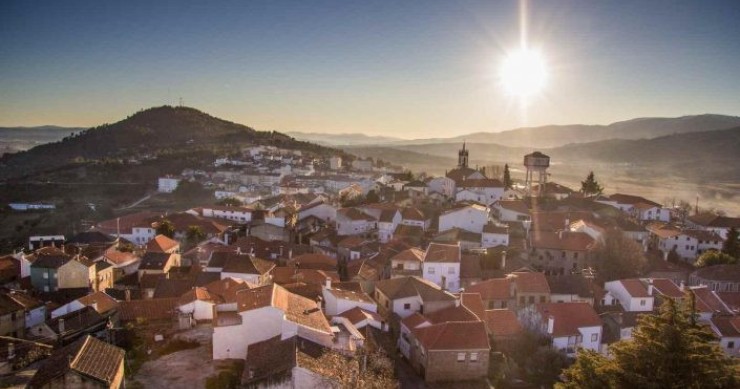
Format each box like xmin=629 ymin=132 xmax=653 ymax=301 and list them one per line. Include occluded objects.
xmin=0 ymin=106 xmax=339 ymax=180
xmin=389 ymin=114 xmax=740 ymax=148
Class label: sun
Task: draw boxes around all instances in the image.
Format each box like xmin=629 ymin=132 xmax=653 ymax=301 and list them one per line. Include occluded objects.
xmin=499 ymin=48 xmax=547 ymax=98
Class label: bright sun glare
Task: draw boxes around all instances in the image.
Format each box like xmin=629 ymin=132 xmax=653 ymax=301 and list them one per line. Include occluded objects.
xmin=499 ymin=48 xmax=547 ymax=98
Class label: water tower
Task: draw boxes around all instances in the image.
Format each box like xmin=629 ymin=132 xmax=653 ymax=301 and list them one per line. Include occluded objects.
xmin=523 ymin=151 xmax=550 ymax=196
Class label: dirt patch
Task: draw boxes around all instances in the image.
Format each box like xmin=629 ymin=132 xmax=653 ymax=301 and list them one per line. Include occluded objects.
xmin=131 ymin=326 xmax=220 ymax=389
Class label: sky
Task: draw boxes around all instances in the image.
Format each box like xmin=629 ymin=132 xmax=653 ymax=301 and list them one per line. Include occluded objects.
xmin=1 ymin=0 xmax=739 ymax=138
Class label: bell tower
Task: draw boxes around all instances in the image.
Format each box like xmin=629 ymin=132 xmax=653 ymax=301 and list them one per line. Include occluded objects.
xmin=458 ymin=142 xmax=469 ymax=168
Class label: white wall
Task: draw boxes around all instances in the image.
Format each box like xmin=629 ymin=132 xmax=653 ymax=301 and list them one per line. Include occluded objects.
xmin=439 ymin=207 xmax=489 ymax=233
xmin=481 ymin=232 xmax=509 ymax=248
xmin=391 ymin=296 xmax=422 ymax=319
xmin=422 ymin=263 xmax=460 ymax=292
xmin=179 ymin=300 xmax=215 ymax=321
xmin=212 ymin=307 xmax=284 ymax=360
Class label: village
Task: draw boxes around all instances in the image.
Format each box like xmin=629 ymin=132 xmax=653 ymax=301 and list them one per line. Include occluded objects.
xmin=1 ymin=143 xmax=739 ymax=388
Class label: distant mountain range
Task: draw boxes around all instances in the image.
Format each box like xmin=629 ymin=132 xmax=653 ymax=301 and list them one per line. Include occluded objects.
xmin=0 ymin=126 xmax=85 ymax=155
xmin=284 ymin=132 xmax=402 ymax=146
xmin=0 ymin=106 xmax=340 ymax=180
xmin=289 ymin=114 xmax=740 ymax=148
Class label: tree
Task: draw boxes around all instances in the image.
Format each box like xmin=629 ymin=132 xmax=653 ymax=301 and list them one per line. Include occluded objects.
xmin=364 ymin=190 xmax=380 ymax=204
xmin=156 ymin=219 xmax=175 ymax=238
xmin=186 ymin=225 xmax=206 ymax=245
xmin=580 ymin=171 xmax=603 ymax=196
xmin=723 ymin=227 xmax=739 ymax=259
xmin=216 ymin=197 xmax=243 ymax=207
xmin=592 ymin=228 xmax=647 ymax=282
xmin=558 ymin=297 xmax=739 ymax=389
xmin=503 ymin=164 xmax=513 ymax=189
xmin=695 ymin=250 xmax=737 ymax=267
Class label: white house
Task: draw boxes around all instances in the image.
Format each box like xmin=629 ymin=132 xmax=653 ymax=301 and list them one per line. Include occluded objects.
xmin=538 ymin=303 xmax=603 ymax=356
xmin=400 ymin=207 xmax=430 ymax=231
xmin=177 ymin=277 xmax=253 ymax=321
xmin=298 ymin=202 xmax=337 ymax=223
xmin=438 ymin=204 xmax=489 ymax=233
xmin=422 ymin=243 xmax=461 ymax=292
xmin=336 ymin=208 xmax=377 ymax=236
xmin=378 ymin=209 xmax=402 ymax=244
xmin=427 ymin=176 xmax=455 ymax=198
xmin=321 ymin=279 xmax=377 ymax=316
xmin=710 ymin=316 xmax=740 ymax=358
xmin=491 ymin=200 xmax=530 ymax=223
xmin=632 ymin=203 xmax=671 ymax=222
xmin=212 ymin=284 xmax=334 ymax=360
xmin=603 ymin=279 xmax=655 ymax=312
xmin=373 ymin=276 xmax=457 ymax=319
xmin=329 ymin=156 xmax=342 ymax=170
xmin=390 ymin=247 xmax=425 ymax=278
xmin=455 ymin=178 xmax=505 ymax=206
xmin=201 ymin=206 xmax=254 ymax=223
xmin=220 ymin=255 xmax=275 ymax=285
xmin=686 ymin=214 xmax=740 ymax=240
xmin=158 ymin=177 xmax=181 ymax=193
xmin=50 ymin=291 xmax=118 ymax=319
xmin=481 ymin=224 xmax=509 ymax=248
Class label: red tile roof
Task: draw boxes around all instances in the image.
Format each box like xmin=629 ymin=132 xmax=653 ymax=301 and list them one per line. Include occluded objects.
xmin=413 ymin=321 xmax=490 ymax=351
xmin=650 ymin=278 xmax=683 ymax=299
xmin=146 ymin=234 xmax=180 ymax=253
xmin=484 ymin=309 xmax=522 ymax=338
xmin=537 ymin=302 xmax=602 ymax=337
xmin=511 ymin=272 xmax=551 ymax=294
xmin=619 ymin=279 xmax=650 ymax=298
xmin=423 ymin=242 xmax=461 ymax=263
xmin=466 ymin=278 xmax=512 ymax=301
xmin=530 ymin=231 xmax=595 ymax=252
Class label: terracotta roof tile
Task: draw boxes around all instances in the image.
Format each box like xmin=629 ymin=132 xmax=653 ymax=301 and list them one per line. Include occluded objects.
xmin=29 ymin=335 xmax=124 ymax=387
xmin=413 ymin=321 xmax=490 ymax=351
xmin=423 ymin=243 xmax=461 ymax=263
xmin=77 ymin=291 xmax=119 ymax=315
xmin=146 ymin=234 xmax=180 ymax=253
xmin=484 ymin=309 xmax=522 ymax=337
xmin=537 ymin=302 xmax=602 ymax=337
xmin=466 ymin=278 xmax=512 ymax=301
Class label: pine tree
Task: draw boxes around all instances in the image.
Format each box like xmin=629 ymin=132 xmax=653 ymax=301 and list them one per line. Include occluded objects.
xmin=503 ymin=164 xmax=512 ymax=189
xmin=558 ymin=296 xmax=739 ymax=389
xmin=593 ymin=228 xmax=647 ymax=282
xmin=580 ymin=171 xmax=603 ymax=196
xmin=156 ymin=219 xmax=175 ymax=238
xmin=723 ymin=226 xmax=739 ymax=259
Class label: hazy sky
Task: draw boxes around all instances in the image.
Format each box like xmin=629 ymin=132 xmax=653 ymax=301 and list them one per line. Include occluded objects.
xmin=2 ymin=0 xmax=739 ymax=138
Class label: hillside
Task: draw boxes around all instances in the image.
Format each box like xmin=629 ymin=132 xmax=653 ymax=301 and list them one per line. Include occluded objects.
xmin=389 ymin=114 xmax=740 ymax=148
xmin=0 ymin=106 xmax=340 ymax=180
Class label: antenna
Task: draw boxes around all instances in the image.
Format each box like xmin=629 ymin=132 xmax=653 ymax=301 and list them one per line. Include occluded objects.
xmin=178 ymin=97 xmax=184 ymax=107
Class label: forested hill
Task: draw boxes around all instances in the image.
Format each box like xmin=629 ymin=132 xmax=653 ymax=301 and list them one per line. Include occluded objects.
xmin=0 ymin=106 xmax=341 ymax=180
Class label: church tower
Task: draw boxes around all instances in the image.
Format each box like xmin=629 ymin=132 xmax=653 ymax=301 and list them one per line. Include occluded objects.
xmin=457 ymin=142 xmax=469 ymax=168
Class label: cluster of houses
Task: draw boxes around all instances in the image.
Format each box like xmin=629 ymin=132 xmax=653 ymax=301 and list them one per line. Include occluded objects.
xmin=1 ymin=144 xmax=739 ymax=387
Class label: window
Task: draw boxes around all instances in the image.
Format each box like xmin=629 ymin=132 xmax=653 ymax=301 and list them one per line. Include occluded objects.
xmin=404 ymin=303 xmax=411 ymax=310
xmin=540 ymin=296 xmax=546 ymax=303
xmin=428 ymin=267 xmax=436 ymax=274
xmin=728 ymin=341 xmax=735 ymax=349
xmin=528 ymin=296 xmax=534 ymax=304
xmin=43 ymin=272 xmax=48 ymax=279
xmin=457 ymin=352 xmax=466 ymax=362
xmin=470 ymin=352 xmax=478 ymax=362
xmin=640 ymin=299 xmax=646 ymax=306
xmin=591 ymin=333 xmax=598 ymax=342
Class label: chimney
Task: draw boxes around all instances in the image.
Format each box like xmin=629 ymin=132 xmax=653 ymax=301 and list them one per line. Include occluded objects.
xmin=564 ymin=218 xmax=570 ymax=228
xmin=59 ymin=318 xmax=65 ymax=334
xmin=547 ymin=315 xmax=555 ymax=335
xmin=558 ymin=230 xmax=563 ymax=240
xmin=647 ymin=279 xmax=654 ymax=296
xmin=679 ymin=280 xmax=685 ymax=291
xmin=125 ymin=288 xmax=131 ymax=302
xmin=8 ymin=343 xmax=15 ymax=360
xmin=509 ymin=279 xmax=516 ymax=298
xmin=501 ymin=251 xmax=507 ymax=270
xmin=325 ymin=277 xmax=331 ymax=289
